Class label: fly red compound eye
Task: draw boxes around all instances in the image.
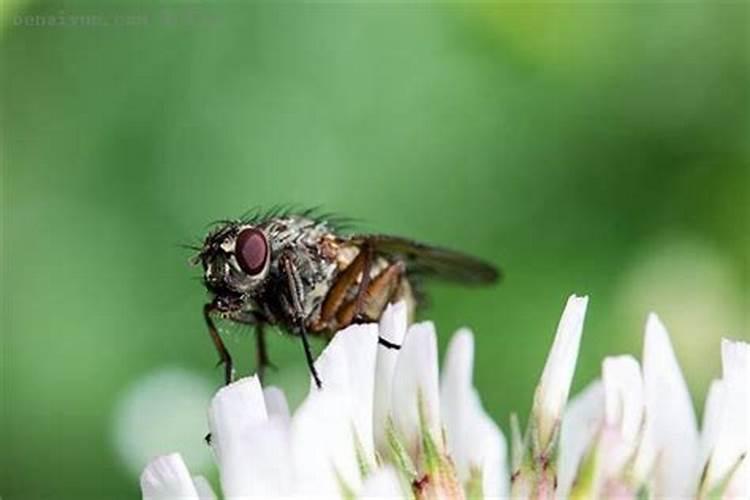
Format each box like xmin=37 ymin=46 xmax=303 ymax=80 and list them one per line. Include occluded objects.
xmin=235 ymin=228 xmax=268 ymax=275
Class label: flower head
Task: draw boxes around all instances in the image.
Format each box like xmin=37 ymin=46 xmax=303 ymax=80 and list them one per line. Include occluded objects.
xmin=142 ymin=303 xmax=506 ymax=499
xmin=141 ymin=295 xmax=748 ymax=500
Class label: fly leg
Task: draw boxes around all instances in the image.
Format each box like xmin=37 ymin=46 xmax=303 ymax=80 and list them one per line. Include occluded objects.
xmin=230 ymin=311 xmax=276 ymax=383
xmin=319 ymin=242 xmax=372 ymax=325
xmin=204 ymin=302 xmax=234 ymax=385
xmin=254 ymin=323 xmax=276 ymax=382
xmin=337 ymin=261 xmax=406 ymax=346
xmin=280 ymin=252 xmax=323 ymax=389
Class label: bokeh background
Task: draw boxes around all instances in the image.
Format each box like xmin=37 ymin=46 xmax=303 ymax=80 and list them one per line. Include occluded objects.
xmin=1 ymin=2 xmax=748 ymax=498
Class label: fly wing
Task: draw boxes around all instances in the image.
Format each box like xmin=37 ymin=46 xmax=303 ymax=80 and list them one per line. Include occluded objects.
xmin=349 ymin=234 xmax=501 ymax=285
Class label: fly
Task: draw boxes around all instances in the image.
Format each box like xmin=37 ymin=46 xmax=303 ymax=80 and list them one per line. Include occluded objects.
xmin=192 ymin=208 xmax=500 ymax=388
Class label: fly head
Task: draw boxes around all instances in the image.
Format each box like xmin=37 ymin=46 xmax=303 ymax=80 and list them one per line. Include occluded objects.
xmin=193 ymin=222 xmax=272 ymax=309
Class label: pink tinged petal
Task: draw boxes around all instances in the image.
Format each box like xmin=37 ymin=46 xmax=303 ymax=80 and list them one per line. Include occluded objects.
xmin=558 ymin=381 xmax=604 ymax=499
xmin=141 ymin=453 xmax=200 ymax=500
xmin=292 ymin=324 xmax=379 ymax=494
xmin=705 ymin=339 xmax=750 ymax=495
xmin=208 ymin=376 xmax=292 ymax=497
xmin=533 ymin=295 xmax=589 ymax=450
xmin=637 ymin=314 xmax=699 ymax=497
xmin=603 ymin=356 xmax=643 ymax=444
xmin=600 ymin=480 xmax=637 ymax=500
xmin=191 ymin=476 xmax=217 ymax=500
xmin=601 ymin=356 xmax=644 ymax=481
xmin=441 ymin=329 xmax=509 ymax=498
xmin=374 ymin=302 xmax=408 ymax=453
xmin=392 ymin=321 xmax=442 ymax=457
xmin=357 ymin=465 xmax=404 ymax=498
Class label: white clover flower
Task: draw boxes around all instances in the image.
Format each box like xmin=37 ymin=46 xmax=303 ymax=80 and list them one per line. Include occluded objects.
xmin=141 ymin=302 xmax=506 ymax=499
xmin=141 ymin=295 xmax=749 ymax=500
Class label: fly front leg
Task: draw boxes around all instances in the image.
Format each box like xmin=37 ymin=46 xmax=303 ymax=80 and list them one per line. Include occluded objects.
xmin=279 ymin=252 xmax=323 ymax=388
xmin=230 ymin=311 xmax=276 ymax=383
xmin=204 ymin=302 xmax=234 ymax=385
xmin=254 ymin=323 xmax=276 ymax=382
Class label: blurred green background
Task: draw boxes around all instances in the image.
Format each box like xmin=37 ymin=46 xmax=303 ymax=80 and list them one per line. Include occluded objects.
xmin=1 ymin=2 xmax=748 ymax=498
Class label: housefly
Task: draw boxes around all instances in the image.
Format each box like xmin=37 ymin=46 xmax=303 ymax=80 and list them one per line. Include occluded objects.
xmin=192 ymin=208 xmax=500 ymax=388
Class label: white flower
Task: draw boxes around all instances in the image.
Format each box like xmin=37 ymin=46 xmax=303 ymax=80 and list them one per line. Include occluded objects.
xmin=141 ymin=303 xmax=506 ymax=499
xmin=141 ymin=294 xmax=749 ymax=500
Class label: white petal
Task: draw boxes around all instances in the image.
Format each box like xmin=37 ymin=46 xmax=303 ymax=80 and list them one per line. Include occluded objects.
xmin=440 ymin=329 xmax=509 ymax=498
xmin=374 ymin=301 xmax=408 ymax=453
xmin=636 ymin=314 xmax=699 ymax=497
xmin=191 ymin=476 xmax=216 ymax=500
xmin=440 ymin=329 xmax=474 ymax=473
xmin=208 ymin=376 xmax=292 ymax=497
xmin=391 ymin=321 xmax=442 ymax=457
xmin=357 ymin=465 xmax=404 ymax=498
xmin=533 ymin=294 xmax=589 ymax=449
xmin=292 ymin=390 xmax=360 ymax=495
xmin=726 ymin=459 xmax=749 ymax=499
xmin=704 ymin=339 xmax=750 ymax=492
xmin=602 ymin=355 xmax=643 ymax=443
xmin=312 ymin=322 xmax=379 ymax=461
xmin=292 ymin=324 xmax=379 ymax=494
xmin=378 ymin=301 xmax=408 ymax=347
xmin=599 ymin=355 xmax=645 ymax=483
xmin=557 ymin=381 xmax=604 ymax=499
xmin=721 ymin=339 xmax=750 ymax=499
xmin=141 ymin=453 xmax=200 ymax=500
xmin=475 ymin=408 xmax=509 ymax=499
xmin=699 ymin=379 xmax=724 ymax=472
xmin=263 ymin=386 xmax=290 ymax=421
